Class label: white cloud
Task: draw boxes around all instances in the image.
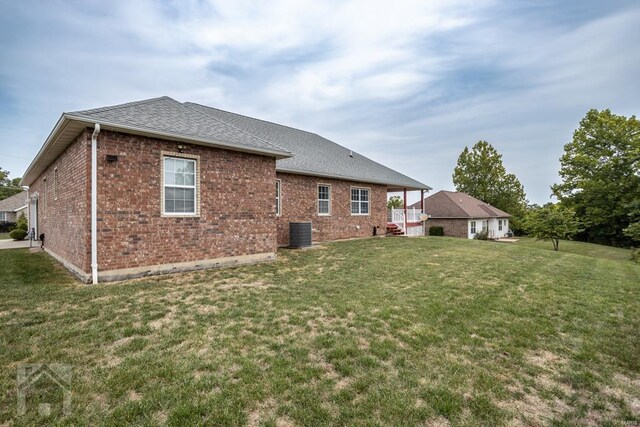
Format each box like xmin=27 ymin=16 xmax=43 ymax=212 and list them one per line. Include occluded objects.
xmin=0 ymin=0 xmax=638 ymax=204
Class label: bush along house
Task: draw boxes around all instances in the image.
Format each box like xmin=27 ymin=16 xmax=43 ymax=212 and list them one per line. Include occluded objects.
xmin=21 ymin=97 xmax=430 ymax=283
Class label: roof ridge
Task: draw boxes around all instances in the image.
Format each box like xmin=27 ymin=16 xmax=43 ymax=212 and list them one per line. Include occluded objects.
xmin=182 ymin=102 xmax=290 ymax=153
xmin=67 ymin=96 xmax=173 ymax=116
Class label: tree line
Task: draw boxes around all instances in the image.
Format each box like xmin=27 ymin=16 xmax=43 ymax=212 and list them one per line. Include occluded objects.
xmin=0 ymin=167 xmax=23 ymax=201
xmin=452 ymin=109 xmax=639 ymax=254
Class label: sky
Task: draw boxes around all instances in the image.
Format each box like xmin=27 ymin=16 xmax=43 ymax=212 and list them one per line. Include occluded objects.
xmin=0 ymin=0 xmax=639 ymax=204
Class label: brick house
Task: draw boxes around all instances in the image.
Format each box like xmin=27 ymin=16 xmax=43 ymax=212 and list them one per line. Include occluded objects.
xmin=410 ymin=190 xmax=510 ymax=239
xmin=21 ymin=97 xmax=430 ymax=283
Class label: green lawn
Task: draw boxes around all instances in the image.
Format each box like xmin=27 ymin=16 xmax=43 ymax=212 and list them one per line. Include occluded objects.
xmin=514 ymin=237 xmax=633 ymax=262
xmin=0 ymin=232 xmax=10 ymax=240
xmin=1 ymin=237 xmax=639 ymax=426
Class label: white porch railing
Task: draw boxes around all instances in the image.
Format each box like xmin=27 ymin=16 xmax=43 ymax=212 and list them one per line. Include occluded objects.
xmin=390 ymin=208 xmax=405 ymax=227
xmin=388 ymin=208 xmax=424 ymax=235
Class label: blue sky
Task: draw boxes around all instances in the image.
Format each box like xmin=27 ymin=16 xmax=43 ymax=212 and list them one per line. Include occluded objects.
xmin=1 ymin=0 xmax=638 ymax=204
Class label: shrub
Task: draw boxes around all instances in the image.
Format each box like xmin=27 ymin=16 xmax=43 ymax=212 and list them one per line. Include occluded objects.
xmin=631 ymin=248 xmax=640 ymax=264
xmin=9 ymin=228 xmax=27 ymax=241
xmin=0 ymin=221 xmax=16 ymax=233
xmin=15 ymin=213 xmax=28 ymax=231
xmin=428 ymin=226 xmax=444 ymax=236
xmin=474 ymin=229 xmax=489 ymax=240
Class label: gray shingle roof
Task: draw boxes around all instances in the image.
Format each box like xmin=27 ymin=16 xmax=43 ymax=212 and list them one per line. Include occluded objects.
xmin=409 ymin=190 xmax=510 ymax=218
xmin=67 ymin=96 xmax=290 ymax=156
xmin=185 ymin=102 xmax=431 ymax=190
xmin=26 ymin=96 xmax=429 ymax=190
xmin=0 ymin=191 xmax=28 ymax=212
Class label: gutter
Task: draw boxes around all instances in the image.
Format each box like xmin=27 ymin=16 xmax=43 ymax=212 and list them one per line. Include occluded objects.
xmin=91 ymin=124 xmax=100 ymax=284
xmin=21 ymin=115 xmax=293 ymax=187
xmin=275 ymin=167 xmax=432 ymax=191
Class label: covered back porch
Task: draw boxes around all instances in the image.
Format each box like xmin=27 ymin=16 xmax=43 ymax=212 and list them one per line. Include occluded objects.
xmin=386 ymin=187 xmax=428 ymax=237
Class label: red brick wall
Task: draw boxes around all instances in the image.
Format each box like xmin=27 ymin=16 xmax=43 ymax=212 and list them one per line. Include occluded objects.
xmin=425 ymin=218 xmax=468 ymax=238
xmin=95 ymin=130 xmax=277 ymax=271
xmin=276 ymin=172 xmax=387 ymax=245
xmin=28 ymin=131 xmax=91 ymax=272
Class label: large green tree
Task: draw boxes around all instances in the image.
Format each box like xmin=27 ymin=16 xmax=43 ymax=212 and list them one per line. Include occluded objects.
xmin=551 ymin=109 xmax=640 ymax=247
xmin=453 ymin=141 xmax=527 ymax=225
xmin=0 ymin=167 xmax=23 ymax=201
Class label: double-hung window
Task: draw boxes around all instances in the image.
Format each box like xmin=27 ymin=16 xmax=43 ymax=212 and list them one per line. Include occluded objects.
xmin=275 ymin=180 xmax=281 ymax=216
xmin=498 ymin=219 xmax=503 ymax=231
xmin=163 ymin=156 xmax=196 ymax=215
xmin=318 ymin=185 xmax=330 ymax=215
xmin=351 ymin=187 xmax=369 ymax=215
xmin=0 ymin=212 xmax=5 ymax=222
xmin=470 ymin=221 xmax=477 ymax=234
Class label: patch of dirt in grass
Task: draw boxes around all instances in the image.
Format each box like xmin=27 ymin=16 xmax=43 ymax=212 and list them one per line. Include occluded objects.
xmin=310 ymin=349 xmax=339 ymax=380
xmin=357 ymin=337 xmax=370 ymax=350
xmin=274 ymin=416 xmax=296 ymax=427
xmin=149 ymin=305 xmax=178 ymax=330
xmin=499 ymin=388 xmax=570 ymax=425
xmin=335 ymin=377 xmax=352 ymax=390
xmin=105 ymin=354 xmax=122 ymax=367
xmin=127 ymin=390 xmax=142 ymax=401
xmin=91 ymin=393 xmax=109 ymax=411
xmin=526 ymin=350 xmax=567 ymax=368
xmin=216 ymin=280 xmax=272 ymax=291
xmin=498 ymin=350 xmax=573 ymax=424
xmin=604 ymin=373 xmax=640 ymax=416
xmin=153 ymin=410 xmax=168 ymax=425
xmin=195 ymin=304 xmax=219 ymax=315
xmin=108 ymin=336 xmax=136 ymax=348
xmin=247 ymin=398 xmax=277 ymax=427
xmin=424 ymin=416 xmax=451 ymax=427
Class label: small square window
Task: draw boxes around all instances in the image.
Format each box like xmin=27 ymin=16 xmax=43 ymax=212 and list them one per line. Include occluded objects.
xmin=350 ymin=188 xmax=369 ymax=215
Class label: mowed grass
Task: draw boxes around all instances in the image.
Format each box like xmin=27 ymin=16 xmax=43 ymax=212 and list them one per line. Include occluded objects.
xmin=0 ymin=232 xmax=10 ymax=240
xmin=1 ymin=237 xmax=639 ymax=426
xmin=515 ymin=237 xmax=633 ymax=262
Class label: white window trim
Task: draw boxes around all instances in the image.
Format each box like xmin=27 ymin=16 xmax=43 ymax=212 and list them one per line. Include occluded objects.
xmin=470 ymin=220 xmax=477 ymax=234
xmin=161 ymin=152 xmax=200 ymax=218
xmin=275 ymin=179 xmax=282 ymax=217
xmin=350 ymin=186 xmax=371 ymax=216
xmin=0 ymin=212 xmax=5 ymax=222
xmin=317 ymin=183 xmax=331 ymax=216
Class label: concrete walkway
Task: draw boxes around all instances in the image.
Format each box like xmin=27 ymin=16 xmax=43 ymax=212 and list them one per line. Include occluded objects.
xmin=0 ymin=239 xmax=32 ymax=250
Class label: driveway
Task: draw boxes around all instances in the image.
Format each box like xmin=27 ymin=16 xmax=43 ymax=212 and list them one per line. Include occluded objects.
xmin=0 ymin=239 xmax=32 ymax=250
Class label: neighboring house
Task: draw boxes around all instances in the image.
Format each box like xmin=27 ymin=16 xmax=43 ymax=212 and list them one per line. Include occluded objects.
xmin=410 ymin=190 xmax=510 ymax=239
xmin=0 ymin=191 xmax=28 ymax=223
xmin=21 ymin=96 xmax=430 ymax=283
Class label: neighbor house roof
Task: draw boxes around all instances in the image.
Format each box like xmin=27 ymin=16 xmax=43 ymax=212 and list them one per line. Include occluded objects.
xmin=185 ymin=103 xmax=431 ymax=191
xmin=22 ymin=97 xmax=430 ymax=191
xmin=409 ymin=190 xmax=510 ymax=218
xmin=0 ymin=191 xmax=28 ymax=212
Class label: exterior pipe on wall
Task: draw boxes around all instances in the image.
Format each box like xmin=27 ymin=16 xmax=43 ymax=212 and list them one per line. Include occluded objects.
xmin=91 ymin=124 xmax=100 ymax=284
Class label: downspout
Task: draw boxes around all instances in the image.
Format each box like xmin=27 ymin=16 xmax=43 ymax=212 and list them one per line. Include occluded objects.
xmin=91 ymin=124 xmax=100 ymax=284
